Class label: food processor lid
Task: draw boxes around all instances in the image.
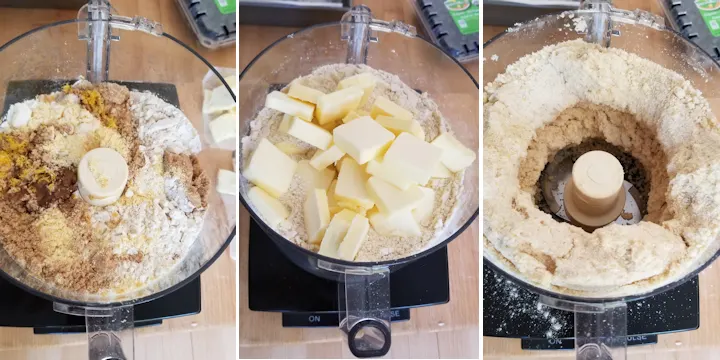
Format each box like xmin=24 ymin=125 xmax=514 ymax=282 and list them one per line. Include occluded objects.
xmin=0 ymin=0 xmax=236 ymax=308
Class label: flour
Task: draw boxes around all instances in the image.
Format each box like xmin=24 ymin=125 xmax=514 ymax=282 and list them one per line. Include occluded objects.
xmin=89 ymin=90 xmax=205 ymax=292
xmin=241 ymin=64 xmax=464 ymax=261
xmin=484 ymin=39 xmax=720 ymax=297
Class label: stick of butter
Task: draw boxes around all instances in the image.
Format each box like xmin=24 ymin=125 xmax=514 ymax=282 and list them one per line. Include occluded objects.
xmin=335 ymin=157 xmax=375 ymax=211
xmin=304 ymin=189 xmax=331 ymax=244
xmin=315 ymin=86 xmax=364 ymax=125
xmin=265 ymin=91 xmax=315 ymax=121
xmin=284 ymin=116 xmax=333 ymax=150
xmin=309 ymin=145 xmax=345 ymax=171
xmin=318 ymin=209 xmax=357 ymax=258
xmin=287 ymin=82 xmax=325 ymax=104
xmin=333 ymin=116 xmax=395 ymax=165
xmin=337 ymin=72 xmax=376 ymax=106
xmin=431 ymin=132 xmax=477 ymax=172
xmin=243 ymin=138 xmax=298 ymax=197
xmin=337 ymin=214 xmax=370 ymax=261
xmin=370 ymin=96 xmax=413 ymax=121
xmin=248 ymin=186 xmax=289 ymax=228
xmin=366 ymin=176 xmax=425 ymax=215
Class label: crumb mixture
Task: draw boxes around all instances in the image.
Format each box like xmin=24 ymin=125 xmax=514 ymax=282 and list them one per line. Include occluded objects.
xmin=484 ymin=39 xmax=720 ymax=297
xmin=0 ymin=81 xmax=208 ymax=296
xmin=241 ymin=64 xmax=464 ymax=261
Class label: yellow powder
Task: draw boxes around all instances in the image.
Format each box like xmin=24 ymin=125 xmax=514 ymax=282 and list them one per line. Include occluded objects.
xmin=34 ymin=207 xmax=75 ymax=261
xmin=84 ymin=127 xmax=130 ymax=159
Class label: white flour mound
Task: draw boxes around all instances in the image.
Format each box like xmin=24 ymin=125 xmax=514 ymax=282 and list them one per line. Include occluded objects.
xmin=484 ymin=39 xmax=720 ymax=297
xmin=241 ymin=64 xmax=465 ymax=262
xmin=90 ymin=90 xmax=204 ymax=292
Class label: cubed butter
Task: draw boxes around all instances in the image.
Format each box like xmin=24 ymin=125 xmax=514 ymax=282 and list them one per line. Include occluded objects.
xmin=368 ymin=210 xmax=421 ymax=237
xmin=223 ymin=75 xmax=238 ymax=95
xmin=204 ymin=85 xmax=235 ymax=114
xmin=284 ymin=116 xmax=333 ymax=150
xmin=383 ymin=133 xmax=442 ymax=186
xmin=278 ymin=114 xmax=292 ymax=133
xmin=337 ymin=72 xmax=376 ymax=105
xmin=333 ymin=116 xmax=395 ymax=165
xmin=375 ymin=115 xmax=425 ymax=140
xmin=265 ymin=91 xmax=315 ymax=121
xmin=370 ymin=96 xmax=413 ymax=121
xmin=287 ymin=82 xmax=325 ymax=104
xmin=216 ymin=169 xmax=236 ymax=195
xmin=315 ymin=86 xmax=364 ymax=125
xmin=431 ymin=132 xmax=477 ymax=172
xmin=243 ymin=138 xmax=298 ymax=197
xmin=248 ymin=186 xmax=289 ymax=228
xmin=275 ymin=141 xmax=306 ymax=156
xmin=309 ymin=145 xmax=345 ymax=171
xmin=304 ymin=189 xmax=331 ymax=244
xmin=342 ymin=109 xmax=370 ymax=124
xmin=327 ymin=179 xmax=342 ymax=215
xmin=297 ymin=160 xmax=335 ymax=191
xmin=432 ymin=162 xmax=452 ymax=178
xmin=366 ymin=160 xmax=414 ymax=190
xmin=335 ymin=157 xmax=375 ymax=210
xmin=366 ymin=176 xmax=425 ymax=215
xmin=412 ymin=187 xmax=435 ymax=223
xmin=337 ymin=214 xmax=370 ymax=261
xmin=208 ymin=112 xmax=237 ymax=144
xmin=321 ymin=121 xmax=340 ymax=132
xmin=318 ymin=209 xmax=358 ymax=258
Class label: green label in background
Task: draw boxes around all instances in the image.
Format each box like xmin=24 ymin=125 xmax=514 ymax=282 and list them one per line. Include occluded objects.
xmin=695 ymin=0 xmax=720 ymax=37
xmin=213 ymin=0 xmax=236 ymax=14
xmin=445 ymin=0 xmax=479 ymax=35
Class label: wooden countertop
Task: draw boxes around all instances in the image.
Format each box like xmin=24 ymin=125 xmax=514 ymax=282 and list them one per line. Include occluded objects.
xmin=237 ymin=0 xmax=480 ymax=351
xmin=483 ymin=1 xmax=720 ymax=358
xmin=0 ymin=0 xmax=236 ymax=356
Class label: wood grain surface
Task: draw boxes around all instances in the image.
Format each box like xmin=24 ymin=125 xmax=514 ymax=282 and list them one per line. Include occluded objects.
xmin=482 ymin=0 xmax=720 ymax=358
xmin=237 ymin=0 xmax=479 ymax=358
xmin=0 ymin=1 xmax=236 ymax=359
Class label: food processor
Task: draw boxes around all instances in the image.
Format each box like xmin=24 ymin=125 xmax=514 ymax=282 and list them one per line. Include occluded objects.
xmin=483 ymin=0 xmax=720 ymax=359
xmin=0 ymin=1 xmax=236 ymax=359
xmin=238 ymin=5 xmax=478 ymax=357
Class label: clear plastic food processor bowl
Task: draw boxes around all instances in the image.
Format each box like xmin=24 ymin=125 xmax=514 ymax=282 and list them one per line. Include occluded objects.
xmin=238 ymin=5 xmax=478 ymax=358
xmin=484 ymin=1 xmax=720 ymax=358
xmin=0 ymin=2 xmax=235 ymax=359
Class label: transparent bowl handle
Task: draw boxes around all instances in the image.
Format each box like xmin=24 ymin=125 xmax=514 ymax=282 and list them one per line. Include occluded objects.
xmin=540 ymin=296 xmax=627 ymax=360
xmin=338 ymin=267 xmax=392 ymax=358
xmin=54 ymin=303 xmax=135 ymax=360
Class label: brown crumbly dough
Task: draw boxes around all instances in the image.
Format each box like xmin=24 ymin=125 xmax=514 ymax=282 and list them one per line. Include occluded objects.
xmin=163 ymin=151 xmax=210 ymax=209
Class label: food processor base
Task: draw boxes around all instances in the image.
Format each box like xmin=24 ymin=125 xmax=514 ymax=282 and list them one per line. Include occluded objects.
xmin=483 ymin=263 xmax=700 ymax=350
xmin=0 ymin=277 xmax=200 ymax=333
xmin=247 ymin=220 xmax=451 ymax=326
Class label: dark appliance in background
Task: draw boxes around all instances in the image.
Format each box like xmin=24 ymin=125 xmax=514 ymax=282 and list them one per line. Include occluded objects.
xmin=237 ymin=0 xmax=352 ymax=27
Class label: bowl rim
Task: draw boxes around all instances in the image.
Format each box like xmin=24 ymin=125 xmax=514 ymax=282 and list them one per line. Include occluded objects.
xmin=238 ymin=21 xmax=479 ymax=268
xmin=0 ymin=18 xmax=237 ymax=308
xmin=482 ymin=10 xmax=720 ymax=304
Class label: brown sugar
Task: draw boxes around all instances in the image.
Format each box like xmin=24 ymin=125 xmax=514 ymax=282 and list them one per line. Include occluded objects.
xmin=164 ymin=152 xmax=210 ymax=209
